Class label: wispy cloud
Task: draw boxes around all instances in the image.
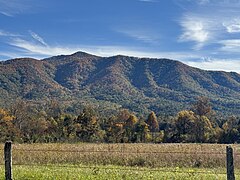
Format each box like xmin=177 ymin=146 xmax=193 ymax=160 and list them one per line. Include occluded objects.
xmin=178 ymin=0 xmax=240 ymax=51
xmin=138 ymin=0 xmax=158 ymax=2
xmin=179 ymin=15 xmax=214 ymax=49
xmin=219 ymin=39 xmax=240 ymax=52
xmin=116 ymin=28 xmax=160 ymax=44
xmin=0 ymin=29 xmax=19 ymax=37
xmin=0 ymin=11 xmax=12 ymax=17
xmin=29 ymin=30 xmax=48 ymax=46
xmin=185 ymin=58 xmax=240 ymax=73
xmin=0 ymin=28 xmax=197 ymax=60
xmin=0 ymin=0 xmax=34 ymax=17
xmin=1 ymin=28 xmax=240 ymax=73
xmin=8 ymin=36 xmax=199 ymax=60
xmin=8 ymin=36 xmax=240 ymax=73
xmin=9 ymin=38 xmax=78 ymax=57
xmin=182 ymin=0 xmax=240 ymax=7
xmin=223 ymin=19 xmax=240 ymax=33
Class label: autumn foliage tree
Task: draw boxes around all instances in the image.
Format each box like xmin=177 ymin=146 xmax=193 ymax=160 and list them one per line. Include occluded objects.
xmin=174 ymin=110 xmax=215 ymax=143
xmin=75 ymin=108 xmax=100 ymax=142
xmin=146 ymin=111 xmax=159 ymax=141
xmin=0 ymin=108 xmax=20 ymax=142
xmin=124 ymin=114 xmax=138 ymax=142
xmin=1 ymin=95 xmax=240 ymax=144
xmin=146 ymin=111 xmax=159 ymax=132
xmin=174 ymin=110 xmax=196 ymax=142
xmin=193 ymin=115 xmax=214 ymax=143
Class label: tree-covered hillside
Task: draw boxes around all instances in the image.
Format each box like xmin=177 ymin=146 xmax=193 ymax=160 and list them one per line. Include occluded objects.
xmin=1 ymin=51 xmax=240 ymax=116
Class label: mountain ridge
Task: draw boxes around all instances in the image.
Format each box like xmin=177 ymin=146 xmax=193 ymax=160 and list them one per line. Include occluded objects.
xmin=1 ymin=51 xmax=240 ymax=116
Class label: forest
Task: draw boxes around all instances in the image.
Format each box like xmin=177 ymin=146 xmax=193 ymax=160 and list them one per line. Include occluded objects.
xmin=0 ymin=96 xmax=239 ymax=144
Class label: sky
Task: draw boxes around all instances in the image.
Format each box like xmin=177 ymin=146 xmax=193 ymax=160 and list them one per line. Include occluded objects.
xmin=1 ymin=0 xmax=240 ymax=72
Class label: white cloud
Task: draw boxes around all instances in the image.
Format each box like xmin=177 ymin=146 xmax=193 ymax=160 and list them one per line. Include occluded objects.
xmin=0 ymin=11 xmax=13 ymax=17
xmin=219 ymin=39 xmax=240 ymax=52
xmin=29 ymin=30 xmax=48 ymax=46
xmin=184 ymin=0 xmax=240 ymax=7
xmin=8 ymin=37 xmax=200 ymax=60
xmin=1 ymin=29 xmax=240 ymax=73
xmin=223 ymin=19 xmax=240 ymax=33
xmin=179 ymin=15 xmax=212 ymax=49
xmin=9 ymin=38 xmax=78 ymax=56
xmin=90 ymin=48 xmax=200 ymax=60
xmin=116 ymin=28 xmax=160 ymax=44
xmin=185 ymin=58 xmax=240 ymax=73
xmin=7 ymin=37 xmax=240 ymax=73
xmin=0 ymin=52 xmax=21 ymax=59
xmin=177 ymin=2 xmax=240 ymax=56
xmin=0 ymin=0 xmax=35 ymax=17
xmin=178 ymin=0 xmax=240 ymax=51
xmin=0 ymin=30 xmax=19 ymax=37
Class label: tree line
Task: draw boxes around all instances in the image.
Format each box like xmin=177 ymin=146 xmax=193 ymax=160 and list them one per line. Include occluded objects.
xmin=0 ymin=97 xmax=240 ymax=143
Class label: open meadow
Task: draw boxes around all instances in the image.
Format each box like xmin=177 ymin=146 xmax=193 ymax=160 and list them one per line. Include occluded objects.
xmin=0 ymin=143 xmax=240 ymax=179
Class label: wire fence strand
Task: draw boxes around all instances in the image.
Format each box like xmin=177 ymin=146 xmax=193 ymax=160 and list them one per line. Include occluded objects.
xmin=9 ymin=148 xmax=228 ymax=155
xmin=2 ymin=145 xmax=240 ymax=177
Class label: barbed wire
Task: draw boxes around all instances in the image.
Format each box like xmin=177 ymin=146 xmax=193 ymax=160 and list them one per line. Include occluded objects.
xmin=1 ymin=145 xmax=240 ymax=177
xmin=7 ymin=148 xmax=229 ymax=155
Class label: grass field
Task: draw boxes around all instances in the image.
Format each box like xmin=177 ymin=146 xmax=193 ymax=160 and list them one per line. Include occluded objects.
xmin=0 ymin=143 xmax=239 ymax=179
xmin=0 ymin=165 xmax=233 ymax=180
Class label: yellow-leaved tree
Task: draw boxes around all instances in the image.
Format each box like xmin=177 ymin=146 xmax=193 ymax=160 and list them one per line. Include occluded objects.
xmin=0 ymin=108 xmax=20 ymax=142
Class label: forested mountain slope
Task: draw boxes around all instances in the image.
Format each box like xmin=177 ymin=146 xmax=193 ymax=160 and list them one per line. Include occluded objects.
xmin=1 ymin=51 xmax=240 ymax=116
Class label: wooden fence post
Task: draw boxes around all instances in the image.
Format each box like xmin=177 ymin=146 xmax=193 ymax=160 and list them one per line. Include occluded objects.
xmin=4 ymin=141 xmax=12 ymax=180
xmin=226 ymin=145 xmax=235 ymax=180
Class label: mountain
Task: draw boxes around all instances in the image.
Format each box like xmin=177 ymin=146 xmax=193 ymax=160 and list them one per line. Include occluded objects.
xmin=1 ymin=51 xmax=240 ymax=116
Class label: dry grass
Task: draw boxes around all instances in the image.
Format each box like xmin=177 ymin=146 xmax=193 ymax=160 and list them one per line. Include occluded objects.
xmin=0 ymin=143 xmax=239 ymax=168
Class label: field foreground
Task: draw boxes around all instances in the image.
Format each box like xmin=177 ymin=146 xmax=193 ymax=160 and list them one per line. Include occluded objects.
xmin=0 ymin=143 xmax=240 ymax=179
xmin=0 ymin=165 xmax=235 ymax=180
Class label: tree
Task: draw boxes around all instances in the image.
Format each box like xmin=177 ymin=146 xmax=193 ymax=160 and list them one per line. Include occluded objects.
xmin=174 ymin=110 xmax=196 ymax=142
xmin=75 ymin=108 xmax=100 ymax=142
xmin=21 ymin=116 xmax=49 ymax=143
xmin=117 ymin=109 xmax=131 ymax=123
xmin=124 ymin=114 xmax=138 ymax=142
xmin=10 ymin=99 xmax=29 ymax=131
xmin=193 ymin=115 xmax=214 ymax=143
xmin=63 ymin=114 xmax=76 ymax=139
xmin=146 ymin=111 xmax=159 ymax=132
xmin=174 ymin=110 xmax=215 ymax=143
xmin=0 ymin=108 xmax=20 ymax=142
xmin=135 ymin=119 xmax=150 ymax=143
xmin=111 ymin=123 xmax=124 ymax=143
xmin=46 ymin=99 xmax=62 ymax=118
xmin=221 ymin=116 xmax=240 ymax=143
xmin=191 ymin=96 xmax=212 ymax=117
xmin=146 ymin=111 xmax=159 ymax=142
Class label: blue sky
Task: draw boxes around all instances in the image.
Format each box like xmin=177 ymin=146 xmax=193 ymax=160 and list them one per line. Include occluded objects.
xmin=1 ymin=0 xmax=240 ymax=72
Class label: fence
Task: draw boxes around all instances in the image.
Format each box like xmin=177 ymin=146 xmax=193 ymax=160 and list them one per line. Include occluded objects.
xmin=2 ymin=141 xmax=239 ymax=180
